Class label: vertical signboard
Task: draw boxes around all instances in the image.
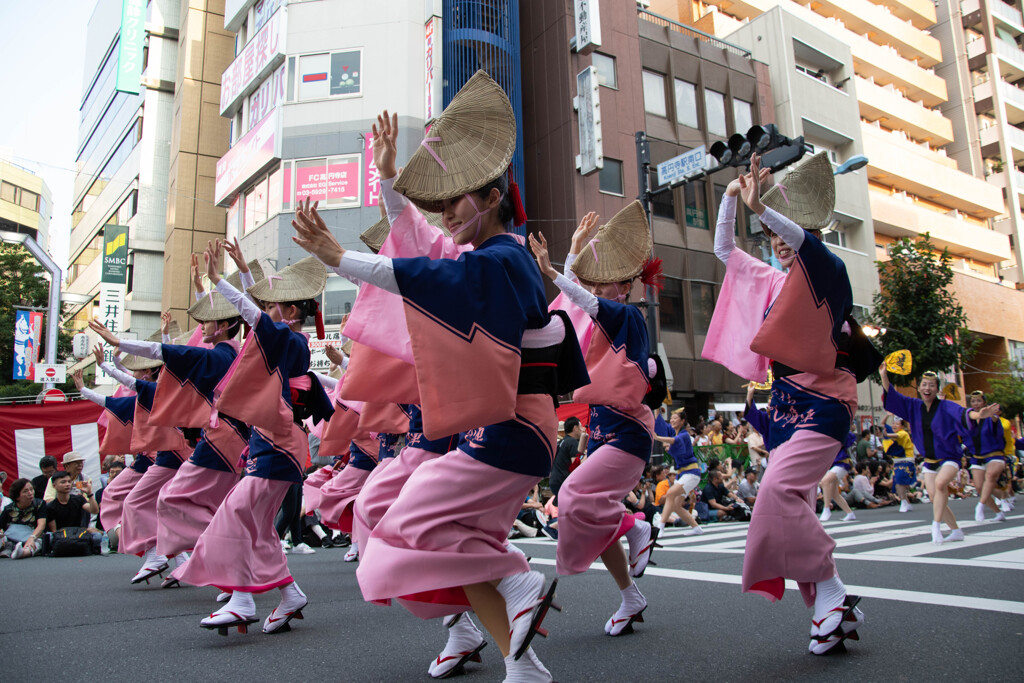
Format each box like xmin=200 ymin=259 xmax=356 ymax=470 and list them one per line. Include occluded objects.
xmin=96 ymin=226 xmax=129 ymax=385
xmin=13 ymin=310 xmax=43 ymax=380
xmin=575 ymin=66 xmax=603 ymax=176
xmin=425 ymin=16 xmax=443 ymax=122
xmin=573 ymin=0 xmax=601 ymax=55
xmin=116 ymin=0 xmax=147 ymax=94
xmin=365 ymin=134 xmax=380 ymax=207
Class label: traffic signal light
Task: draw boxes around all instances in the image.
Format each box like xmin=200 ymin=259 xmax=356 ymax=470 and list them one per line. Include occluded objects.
xmin=710 ymin=124 xmax=800 ymax=168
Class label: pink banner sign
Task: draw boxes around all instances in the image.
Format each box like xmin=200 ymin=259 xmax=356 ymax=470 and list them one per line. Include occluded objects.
xmin=293 ymin=157 xmax=360 ymax=206
xmin=215 ymin=109 xmax=279 ymax=205
xmin=220 ymin=7 xmax=286 ymax=115
xmin=365 ymin=134 xmax=380 ymax=207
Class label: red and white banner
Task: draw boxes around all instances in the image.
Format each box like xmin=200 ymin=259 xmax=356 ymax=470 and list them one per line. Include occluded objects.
xmin=0 ymin=401 xmax=105 ymax=495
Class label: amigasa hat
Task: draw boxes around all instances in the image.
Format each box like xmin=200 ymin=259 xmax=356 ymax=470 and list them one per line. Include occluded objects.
xmin=570 ymin=200 xmax=653 ymax=284
xmin=759 ymin=152 xmax=835 ymax=231
xmin=246 ymin=257 xmax=327 ymax=304
xmin=188 ymin=259 xmax=266 ymax=322
xmin=392 ymin=70 xmax=516 ymax=213
xmin=359 ymin=212 xmax=450 ymax=253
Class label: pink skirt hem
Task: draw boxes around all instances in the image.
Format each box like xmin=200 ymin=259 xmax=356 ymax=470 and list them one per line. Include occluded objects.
xmin=352 ymin=446 xmax=439 ymax=552
xmin=119 ymin=464 xmax=178 ymax=556
xmin=318 ymin=465 xmax=372 ymax=533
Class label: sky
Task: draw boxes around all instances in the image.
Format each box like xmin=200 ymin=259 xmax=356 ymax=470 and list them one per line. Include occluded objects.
xmin=0 ymin=1 xmax=96 ymax=270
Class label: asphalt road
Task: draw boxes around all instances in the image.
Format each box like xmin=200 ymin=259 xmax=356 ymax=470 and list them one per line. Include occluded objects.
xmin=1 ymin=498 xmax=1022 ymax=682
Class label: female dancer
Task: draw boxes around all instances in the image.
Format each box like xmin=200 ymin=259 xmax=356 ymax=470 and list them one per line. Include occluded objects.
xmin=293 ymin=71 xmax=588 ymax=682
xmin=880 ymin=370 xmax=999 ymax=541
xmin=178 ymin=244 xmax=333 ymax=635
xmin=655 ymin=408 xmax=704 ymax=536
xmin=89 ymin=254 xmax=256 ymax=584
xmin=79 ymin=339 xmax=191 ymax=584
xmin=529 ymin=204 xmax=664 ymax=637
xmin=704 ymin=153 xmax=868 ymax=654
xmin=882 ymin=414 xmax=916 ymax=512
xmin=964 ymin=391 xmax=1008 ymax=523
xmin=819 ymin=432 xmax=857 ymax=522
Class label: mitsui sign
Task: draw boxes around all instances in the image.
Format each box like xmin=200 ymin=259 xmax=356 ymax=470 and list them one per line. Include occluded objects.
xmin=102 ymin=225 xmax=129 ymax=284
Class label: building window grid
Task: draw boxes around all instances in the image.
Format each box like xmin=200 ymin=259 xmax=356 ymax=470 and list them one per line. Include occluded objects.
xmin=643 ymin=70 xmax=668 ymax=117
xmin=599 ymin=158 xmax=625 ymax=196
xmin=288 ymin=49 xmax=364 ymax=103
xmin=592 ymin=52 xmax=617 ymax=89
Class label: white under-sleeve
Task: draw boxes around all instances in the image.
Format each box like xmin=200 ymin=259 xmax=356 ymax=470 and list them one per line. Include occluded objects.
xmin=194 ymin=289 xmax=205 ymax=302
xmin=759 ymin=206 xmax=805 ymax=251
xmin=522 ymin=314 xmax=566 ymax=348
xmin=216 ymin=278 xmax=262 ymax=327
xmin=553 ymin=273 xmax=599 ymax=317
xmin=563 ymin=252 xmax=580 ymax=283
xmin=381 ymin=177 xmax=410 ymax=226
xmin=714 ymin=195 xmax=738 ymax=265
xmin=79 ymin=386 xmax=106 ymax=407
xmin=161 ymin=333 xmax=172 ymax=343
xmin=331 ymin=251 xmax=399 ymax=294
xmin=120 ymin=339 xmax=163 ymax=361
xmin=102 ymin=361 xmax=136 ymax=391
xmin=314 ymin=373 xmax=339 ymax=392
xmin=240 ymin=269 xmax=256 ymax=291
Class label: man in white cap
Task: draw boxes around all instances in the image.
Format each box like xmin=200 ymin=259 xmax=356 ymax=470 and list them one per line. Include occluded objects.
xmin=43 ymin=451 xmax=91 ymax=503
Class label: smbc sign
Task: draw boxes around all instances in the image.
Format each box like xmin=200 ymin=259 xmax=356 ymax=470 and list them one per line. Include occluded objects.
xmin=102 ymin=225 xmax=129 ymax=284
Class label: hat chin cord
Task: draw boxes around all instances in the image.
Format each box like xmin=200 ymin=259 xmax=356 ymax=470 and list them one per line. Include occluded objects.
xmin=449 ymin=192 xmax=491 ymax=244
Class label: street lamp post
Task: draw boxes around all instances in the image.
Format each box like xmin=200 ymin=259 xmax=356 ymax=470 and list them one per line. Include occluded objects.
xmin=1 ymin=231 xmax=62 ymax=389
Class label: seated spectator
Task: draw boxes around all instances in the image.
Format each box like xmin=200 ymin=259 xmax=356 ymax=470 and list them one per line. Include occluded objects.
xmin=511 ymin=485 xmax=547 ymax=538
xmin=873 ymin=462 xmax=895 ymax=503
xmin=652 ymin=466 xmax=670 ymax=507
xmin=702 ymin=470 xmax=748 ymax=521
xmin=43 ymin=451 xmax=91 ymax=503
xmin=32 ymin=456 xmax=58 ymax=499
xmin=854 ymin=430 xmax=876 ymax=463
xmin=99 ymin=455 xmax=125 ymax=488
xmin=46 ymin=471 xmax=100 ymax=537
xmin=845 ymin=463 xmax=886 ymax=509
xmin=1 ymin=478 xmax=48 ymax=559
xmin=626 ymin=476 xmax=658 ymax=523
xmin=738 ymin=468 xmax=759 ymax=506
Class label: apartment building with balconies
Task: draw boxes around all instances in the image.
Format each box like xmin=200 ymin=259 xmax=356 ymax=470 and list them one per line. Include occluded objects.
xmin=653 ymin=0 xmax=1024 ymax=393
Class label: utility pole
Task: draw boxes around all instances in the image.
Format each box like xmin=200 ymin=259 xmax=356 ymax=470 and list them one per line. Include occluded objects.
xmin=634 ymin=131 xmax=659 ymax=354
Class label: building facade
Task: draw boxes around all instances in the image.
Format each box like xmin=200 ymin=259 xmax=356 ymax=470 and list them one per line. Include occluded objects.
xmin=521 ymin=0 xmax=778 ymax=417
xmin=0 ymin=159 xmax=52 ymax=251
xmin=66 ymin=0 xmax=180 ymax=342
xmin=662 ymin=0 xmax=1024 ymax=397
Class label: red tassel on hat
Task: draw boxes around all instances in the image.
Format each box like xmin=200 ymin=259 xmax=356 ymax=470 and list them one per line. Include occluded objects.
xmin=314 ymin=300 xmax=325 ymax=340
xmin=639 ymin=257 xmax=665 ymax=292
xmin=508 ymin=169 xmax=527 ymax=228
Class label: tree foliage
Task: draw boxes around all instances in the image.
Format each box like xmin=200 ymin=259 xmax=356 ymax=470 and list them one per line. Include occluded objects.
xmin=0 ymin=243 xmax=73 ymax=394
xmin=869 ymin=234 xmax=978 ymax=387
xmin=988 ymin=359 xmax=1024 ymax=422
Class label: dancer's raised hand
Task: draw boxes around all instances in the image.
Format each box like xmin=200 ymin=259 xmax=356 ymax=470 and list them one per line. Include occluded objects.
xmin=527 ymin=232 xmax=557 ymax=281
xmin=738 ymin=153 xmax=766 ymax=215
xmin=569 ymin=212 xmax=600 ymax=255
xmin=292 ymin=196 xmax=345 ymax=267
xmin=88 ymin=321 xmax=120 ymax=347
xmin=372 ymin=110 xmax=399 ymax=180
xmin=223 ymin=237 xmax=250 ymax=273
xmin=204 ymin=240 xmax=223 ymax=285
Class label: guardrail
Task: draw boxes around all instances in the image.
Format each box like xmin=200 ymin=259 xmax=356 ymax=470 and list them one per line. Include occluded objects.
xmin=638 ymin=8 xmax=752 ymax=59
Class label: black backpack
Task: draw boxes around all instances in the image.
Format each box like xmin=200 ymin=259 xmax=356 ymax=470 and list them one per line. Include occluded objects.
xmin=48 ymin=527 xmax=98 ymax=557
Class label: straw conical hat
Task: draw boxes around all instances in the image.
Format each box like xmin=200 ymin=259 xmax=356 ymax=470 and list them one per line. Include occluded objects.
xmin=247 ymin=257 xmax=327 ymax=303
xmin=570 ymin=201 xmax=652 ymax=284
xmin=120 ymin=328 xmax=168 ymax=371
xmin=392 ymin=70 xmax=515 ymax=213
xmin=341 ymin=338 xmax=353 ymax=357
xmin=760 ymin=152 xmax=834 ymax=231
xmin=188 ymin=259 xmax=266 ymax=322
xmin=359 ymin=211 xmax=451 ymax=253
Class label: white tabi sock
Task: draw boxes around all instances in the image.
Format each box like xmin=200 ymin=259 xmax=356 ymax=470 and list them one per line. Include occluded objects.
xmin=222 ymin=590 xmax=255 ymax=617
xmin=278 ymin=582 xmax=307 ymax=612
xmin=813 ymin=575 xmax=846 ymax=623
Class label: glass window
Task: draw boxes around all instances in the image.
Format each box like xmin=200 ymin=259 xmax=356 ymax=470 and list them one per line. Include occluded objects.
xmin=329 ymin=50 xmax=361 ymax=96
xmin=251 ymin=175 xmax=269 ymax=228
xmin=684 ymin=179 xmax=708 ymax=229
xmin=298 ymin=53 xmax=330 ymax=100
xmin=325 ymin=154 xmax=361 ymax=206
xmin=593 ymin=52 xmax=617 ymax=88
xmin=652 ymin=187 xmax=675 ymax=220
xmin=321 ymin=276 xmax=360 ymax=327
xmin=0 ymin=181 xmax=16 ymax=203
xmin=705 ymin=90 xmax=727 ymax=137
xmin=643 ymin=71 xmax=667 ymax=117
xmin=243 ymin=186 xmax=256 ymax=236
xmin=599 ymin=158 xmax=624 ymax=195
xmin=674 ymin=79 xmax=698 ymax=129
xmin=823 ymin=227 xmax=847 ymax=248
xmin=268 ymin=166 xmax=283 ymax=218
xmin=733 ymin=99 xmax=753 ymax=134
xmin=19 ymin=189 xmax=39 ymax=211
xmin=286 ymin=56 xmax=296 ymax=102
xmin=691 ymin=282 xmax=716 ymax=335
xmin=294 ymin=158 xmax=327 ymax=203
xmin=659 ymin=277 xmax=685 ymax=333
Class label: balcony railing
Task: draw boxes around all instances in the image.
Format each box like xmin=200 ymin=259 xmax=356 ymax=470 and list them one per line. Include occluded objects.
xmin=1000 ymin=79 xmax=1024 ymax=109
xmin=638 ymin=7 xmax=752 ymax=59
xmin=995 ymin=38 xmax=1024 ymax=69
xmin=992 ymin=0 xmax=1024 ymax=32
